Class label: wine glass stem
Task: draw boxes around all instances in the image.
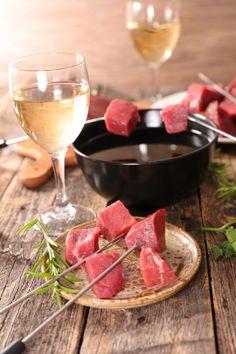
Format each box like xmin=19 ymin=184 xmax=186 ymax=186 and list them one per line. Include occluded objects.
xmin=149 ymin=63 xmax=161 ymax=100
xmin=51 ymin=149 xmax=69 ymax=208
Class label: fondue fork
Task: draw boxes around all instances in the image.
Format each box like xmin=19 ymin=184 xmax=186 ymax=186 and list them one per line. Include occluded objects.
xmin=0 ymin=135 xmax=28 ymax=149
xmin=0 ymin=242 xmax=140 ymax=354
xmin=0 ymin=234 xmax=124 ymax=315
xmin=188 ymin=112 xmax=236 ymax=143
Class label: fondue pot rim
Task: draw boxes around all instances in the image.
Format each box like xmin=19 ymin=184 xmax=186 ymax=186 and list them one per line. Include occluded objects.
xmin=72 ymin=110 xmax=218 ymax=166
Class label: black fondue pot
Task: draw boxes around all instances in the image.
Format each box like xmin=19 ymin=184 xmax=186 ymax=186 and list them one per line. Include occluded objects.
xmin=72 ymin=109 xmax=217 ymax=210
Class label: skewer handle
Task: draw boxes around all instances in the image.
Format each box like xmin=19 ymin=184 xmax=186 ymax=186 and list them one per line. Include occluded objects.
xmin=0 ymin=136 xmax=29 ymax=149
xmin=0 ymin=140 xmax=8 ymax=149
xmin=0 ymin=340 xmax=26 ymax=354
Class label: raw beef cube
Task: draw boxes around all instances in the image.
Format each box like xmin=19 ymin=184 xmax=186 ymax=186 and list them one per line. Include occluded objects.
xmin=205 ymin=101 xmax=236 ymax=136
xmin=84 ymin=252 xmax=124 ymax=299
xmin=161 ymin=103 xmax=188 ymax=134
xmin=218 ymin=115 xmax=236 ymax=136
xmin=87 ymin=95 xmax=111 ymax=119
xmin=226 ymin=77 xmax=236 ymax=94
xmin=231 ymin=88 xmax=236 ymax=98
xmin=125 ymin=208 xmax=166 ymax=252
xmin=104 ymin=99 xmax=141 ymax=136
xmin=204 ymin=101 xmax=221 ymax=127
xmin=140 ymin=247 xmax=178 ymax=288
xmin=186 ymin=83 xmax=223 ymax=112
xmin=65 ymin=227 xmax=101 ymax=266
xmin=96 ymin=200 xmax=137 ymax=241
xmin=219 ymin=99 xmax=236 ymax=120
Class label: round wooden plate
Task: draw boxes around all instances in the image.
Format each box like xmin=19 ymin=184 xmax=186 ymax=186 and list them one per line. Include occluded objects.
xmin=48 ymin=220 xmax=201 ymax=309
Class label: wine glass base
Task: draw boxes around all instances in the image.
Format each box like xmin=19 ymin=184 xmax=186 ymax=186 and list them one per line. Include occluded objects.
xmin=39 ymin=203 xmax=96 ymax=237
xmin=136 ymin=89 xmax=162 ymax=104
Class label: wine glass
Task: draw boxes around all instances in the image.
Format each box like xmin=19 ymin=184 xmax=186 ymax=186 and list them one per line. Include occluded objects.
xmin=126 ymin=0 xmax=181 ymax=101
xmin=9 ymin=52 xmax=96 ymax=236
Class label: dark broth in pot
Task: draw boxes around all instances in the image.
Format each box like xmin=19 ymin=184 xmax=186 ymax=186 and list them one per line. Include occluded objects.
xmin=90 ymin=143 xmax=197 ymax=163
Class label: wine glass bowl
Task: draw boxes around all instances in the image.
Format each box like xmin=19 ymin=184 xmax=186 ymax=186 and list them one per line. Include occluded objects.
xmin=9 ymin=53 xmax=96 ymax=235
xmin=126 ymin=0 xmax=181 ymax=100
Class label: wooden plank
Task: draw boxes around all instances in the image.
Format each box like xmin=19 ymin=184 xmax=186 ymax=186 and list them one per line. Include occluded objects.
xmin=0 ymin=151 xmax=106 ymax=354
xmin=201 ymin=147 xmax=236 ymax=354
xmin=0 ymin=269 xmax=87 ymax=354
xmin=80 ymin=195 xmax=216 ymax=354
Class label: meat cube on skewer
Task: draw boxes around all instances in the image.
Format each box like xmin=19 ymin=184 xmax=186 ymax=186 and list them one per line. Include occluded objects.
xmin=84 ymin=252 xmax=125 ymax=299
xmin=104 ymin=99 xmax=141 ymax=136
xmin=87 ymin=95 xmax=111 ymax=119
xmin=161 ymin=103 xmax=188 ymax=134
xmin=204 ymin=100 xmax=221 ymax=126
xmin=96 ymin=200 xmax=137 ymax=241
xmin=219 ymin=99 xmax=236 ymax=120
xmin=125 ymin=208 xmax=166 ymax=252
xmin=65 ymin=227 xmax=101 ymax=267
xmin=186 ymin=83 xmax=223 ymax=112
xmin=205 ymin=100 xmax=236 ymax=136
xmin=226 ymin=77 xmax=236 ymax=94
xmin=140 ymin=247 xmax=178 ymax=288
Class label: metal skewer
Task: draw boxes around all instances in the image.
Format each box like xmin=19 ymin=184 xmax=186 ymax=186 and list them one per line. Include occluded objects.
xmin=188 ymin=113 xmax=236 ymax=143
xmin=0 ymin=135 xmax=28 ymax=149
xmin=0 ymin=242 xmax=140 ymax=354
xmin=198 ymin=72 xmax=236 ymax=104
xmin=0 ymin=234 xmax=124 ymax=315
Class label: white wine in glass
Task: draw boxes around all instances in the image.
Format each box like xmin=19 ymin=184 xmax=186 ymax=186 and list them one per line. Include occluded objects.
xmin=9 ymin=53 xmax=96 ymax=235
xmin=126 ymin=0 xmax=181 ymax=101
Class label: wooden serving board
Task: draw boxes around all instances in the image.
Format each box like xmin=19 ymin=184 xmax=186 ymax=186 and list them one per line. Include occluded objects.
xmin=43 ymin=220 xmax=201 ymax=309
xmin=12 ymin=139 xmax=78 ymax=189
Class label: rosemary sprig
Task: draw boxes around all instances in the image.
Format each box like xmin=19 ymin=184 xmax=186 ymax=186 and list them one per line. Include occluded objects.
xmin=209 ymin=162 xmax=236 ymax=200
xmin=17 ymin=218 xmax=81 ymax=306
xmin=203 ymin=219 xmax=236 ymax=260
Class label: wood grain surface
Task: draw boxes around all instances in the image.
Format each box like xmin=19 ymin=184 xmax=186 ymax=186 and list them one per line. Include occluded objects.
xmin=12 ymin=140 xmax=77 ymax=189
xmin=80 ymin=196 xmax=216 ymax=354
xmin=201 ymin=150 xmax=236 ymax=354
xmin=1 ymin=141 xmax=236 ymax=353
xmin=0 ymin=1 xmax=236 ymax=353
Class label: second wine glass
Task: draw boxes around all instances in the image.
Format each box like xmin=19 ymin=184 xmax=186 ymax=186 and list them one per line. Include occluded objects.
xmin=9 ymin=52 xmax=96 ymax=236
xmin=126 ymin=0 xmax=181 ymax=101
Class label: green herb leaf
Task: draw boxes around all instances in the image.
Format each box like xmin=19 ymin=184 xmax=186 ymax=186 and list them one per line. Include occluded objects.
xmin=202 ymin=219 xmax=236 ymax=232
xmin=33 ymin=285 xmax=54 ymax=295
xmin=27 ymin=271 xmax=52 ymax=279
xmin=209 ymin=162 xmax=226 ymax=177
xmin=54 ymin=288 xmax=62 ymax=307
xmin=53 ymin=250 xmax=69 ymax=268
xmin=64 ymin=275 xmax=82 ymax=284
xmin=209 ymin=162 xmax=236 ymax=200
xmin=28 ymin=252 xmax=47 ymax=273
xmin=16 ymin=218 xmax=38 ymax=235
xmin=203 ymin=220 xmax=236 ymax=261
xmin=212 ymin=245 xmax=224 ymax=259
xmin=17 ymin=218 xmax=82 ymax=306
xmin=58 ymin=284 xmax=79 ymax=294
xmin=225 ymin=227 xmax=236 ymax=252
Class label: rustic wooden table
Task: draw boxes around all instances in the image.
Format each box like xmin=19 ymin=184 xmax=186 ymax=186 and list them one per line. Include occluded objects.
xmin=0 ymin=1 xmax=236 ymax=352
xmin=0 ymin=84 xmax=236 ymax=354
